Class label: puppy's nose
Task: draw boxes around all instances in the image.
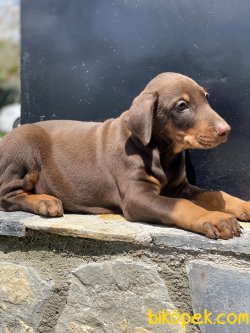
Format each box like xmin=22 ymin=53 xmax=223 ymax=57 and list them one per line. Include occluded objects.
xmin=215 ymin=122 xmax=231 ymax=136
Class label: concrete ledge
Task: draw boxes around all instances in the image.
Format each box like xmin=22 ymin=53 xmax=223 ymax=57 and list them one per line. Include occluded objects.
xmin=0 ymin=211 xmax=250 ymax=255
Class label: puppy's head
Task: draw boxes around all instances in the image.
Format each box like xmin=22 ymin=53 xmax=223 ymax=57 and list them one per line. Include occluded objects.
xmin=126 ymin=72 xmax=231 ymax=152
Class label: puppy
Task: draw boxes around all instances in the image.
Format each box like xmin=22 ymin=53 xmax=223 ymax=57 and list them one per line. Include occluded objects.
xmin=0 ymin=72 xmax=248 ymax=239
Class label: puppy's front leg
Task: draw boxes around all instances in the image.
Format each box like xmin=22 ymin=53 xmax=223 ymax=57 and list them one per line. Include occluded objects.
xmin=123 ymin=183 xmax=241 ymax=239
xmin=180 ymin=184 xmax=250 ymax=222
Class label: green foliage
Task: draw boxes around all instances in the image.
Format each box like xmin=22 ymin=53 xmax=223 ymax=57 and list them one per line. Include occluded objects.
xmin=0 ymin=0 xmax=20 ymax=107
xmin=0 ymin=40 xmax=20 ymax=90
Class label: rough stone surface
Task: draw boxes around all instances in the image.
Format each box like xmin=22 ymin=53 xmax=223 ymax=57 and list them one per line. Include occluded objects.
xmin=19 ymin=214 xmax=250 ymax=255
xmin=0 ymin=211 xmax=33 ymax=237
xmin=0 ymin=224 xmax=249 ymax=332
xmin=1 ymin=211 xmax=250 ymax=255
xmin=152 ymin=223 xmax=250 ymax=254
xmin=0 ymin=262 xmax=54 ymax=332
xmin=24 ymin=214 xmax=153 ymax=245
xmin=187 ymin=260 xmax=250 ymax=333
xmin=55 ymin=259 xmax=181 ymax=333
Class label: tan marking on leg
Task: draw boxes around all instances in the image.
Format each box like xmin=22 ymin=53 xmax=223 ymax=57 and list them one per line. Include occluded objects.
xmin=195 ymin=190 xmax=250 ymax=221
xmin=23 ymin=171 xmax=39 ymax=190
xmin=23 ymin=193 xmax=64 ymax=217
xmin=4 ymin=191 xmax=64 ymax=217
xmin=168 ymin=199 xmax=240 ymax=239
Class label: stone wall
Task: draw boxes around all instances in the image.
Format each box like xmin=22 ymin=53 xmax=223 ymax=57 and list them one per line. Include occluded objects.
xmin=0 ymin=212 xmax=250 ymax=333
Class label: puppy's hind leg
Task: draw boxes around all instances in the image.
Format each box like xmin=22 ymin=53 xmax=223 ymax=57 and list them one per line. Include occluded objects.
xmin=0 ymin=168 xmax=63 ymax=217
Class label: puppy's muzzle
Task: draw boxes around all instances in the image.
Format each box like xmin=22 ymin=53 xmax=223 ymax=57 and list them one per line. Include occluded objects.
xmin=215 ymin=122 xmax=231 ymax=142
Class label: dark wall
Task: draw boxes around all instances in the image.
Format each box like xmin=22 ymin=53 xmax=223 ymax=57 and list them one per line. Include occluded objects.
xmin=21 ymin=0 xmax=250 ymax=199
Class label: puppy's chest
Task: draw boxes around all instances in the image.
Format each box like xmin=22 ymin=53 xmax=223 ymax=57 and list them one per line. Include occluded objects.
xmin=150 ymin=151 xmax=185 ymax=190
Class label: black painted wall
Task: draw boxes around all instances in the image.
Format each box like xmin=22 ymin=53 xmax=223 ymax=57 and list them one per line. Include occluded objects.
xmin=21 ymin=0 xmax=250 ymax=199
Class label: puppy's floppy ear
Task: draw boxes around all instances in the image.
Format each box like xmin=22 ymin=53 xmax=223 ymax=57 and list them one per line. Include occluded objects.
xmin=125 ymin=91 xmax=158 ymax=146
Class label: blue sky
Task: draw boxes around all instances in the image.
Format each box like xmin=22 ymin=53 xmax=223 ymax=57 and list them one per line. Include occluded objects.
xmin=0 ymin=0 xmax=20 ymax=3
xmin=0 ymin=0 xmax=19 ymax=4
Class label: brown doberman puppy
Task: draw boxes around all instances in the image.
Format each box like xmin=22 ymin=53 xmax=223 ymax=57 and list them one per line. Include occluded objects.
xmin=0 ymin=73 xmax=249 ymax=239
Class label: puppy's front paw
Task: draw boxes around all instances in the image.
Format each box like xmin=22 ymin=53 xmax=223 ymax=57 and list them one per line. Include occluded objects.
xmin=200 ymin=212 xmax=242 ymax=240
xmin=229 ymin=201 xmax=250 ymax=221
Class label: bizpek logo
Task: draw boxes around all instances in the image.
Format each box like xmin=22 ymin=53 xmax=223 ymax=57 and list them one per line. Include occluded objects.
xmin=147 ymin=308 xmax=249 ymax=330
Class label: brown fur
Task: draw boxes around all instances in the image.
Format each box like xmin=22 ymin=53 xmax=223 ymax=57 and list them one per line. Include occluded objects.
xmin=0 ymin=72 xmax=249 ymax=239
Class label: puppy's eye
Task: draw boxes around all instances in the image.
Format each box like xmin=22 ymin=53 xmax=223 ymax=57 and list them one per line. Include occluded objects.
xmin=176 ymin=101 xmax=188 ymax=111
xmin=205 ymin=93 xmax=209 ymax=100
